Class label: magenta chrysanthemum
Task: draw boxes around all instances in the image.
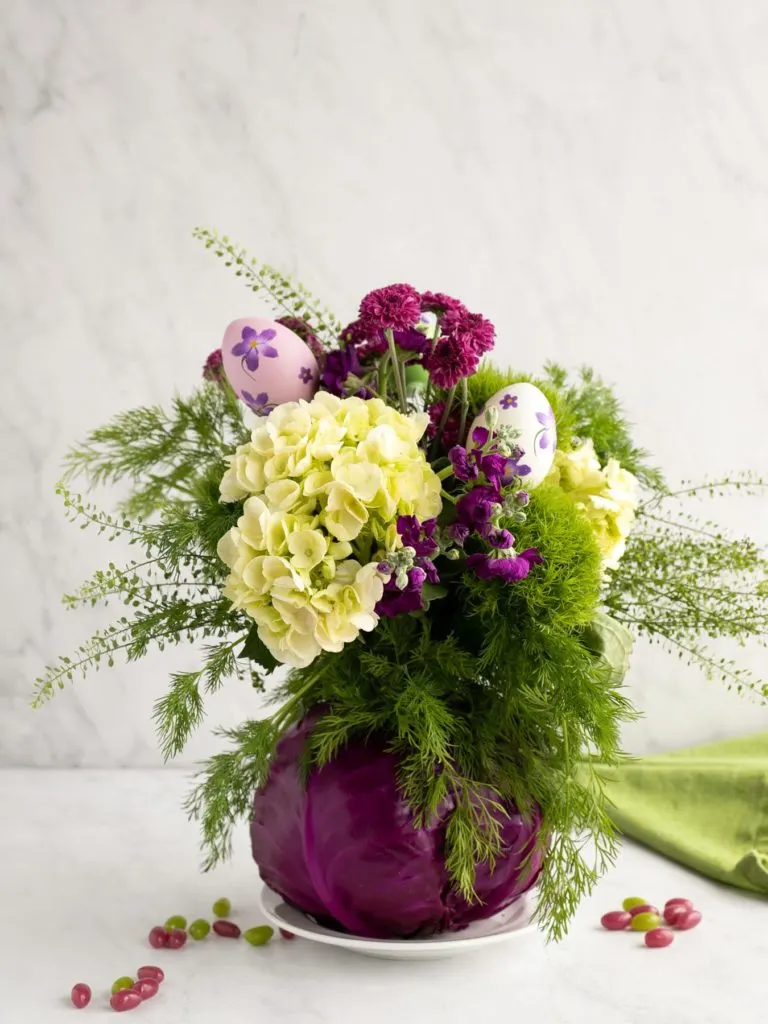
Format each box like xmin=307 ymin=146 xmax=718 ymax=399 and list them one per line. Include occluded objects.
xmin=358 ymin=284 xmax=422 ymax=333
xmin=203 ymin=348 xmax=226 ymax=384
xmin=441 ymin=307 xmax=496 ymax=357
xmin=420 ymin=291 xmax=466 ymax=315
xmin=424 ymin=336 xmax=477 ymax=389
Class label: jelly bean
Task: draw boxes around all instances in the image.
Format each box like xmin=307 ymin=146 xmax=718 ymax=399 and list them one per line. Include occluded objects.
xmin=243 ymin=925 xmax=274 ymax=946
xmin=111 ymin=977 xmax=135 ymax=995
xmin=280 ymin=929 xmax=296 ymax=940
xmin=110 ymin=990 xmax=142 ymax=1012
xmin=188 ymin=918 xmax=211 ymax=941
xmin=630 ymin=912 xmax=661 ymax=932
xmin=622 ymin=897 xmax=647 ymax=911
xmin=136 ymin=966 xmax=164 ymax=983
xmin=665 ymin=897 xmax=693 ymax=912
xmin=164 ymin=915 xmax=187 ymax=930
xmin=629 ymin=903 xmax=659 ymax=918
xmin=663 ymin=904 xmax=689 ymax=925
xmin=132 ymin=977 xmax=159 ymax=1001
xmin=645 ymin=927 xmax=674 ymax=948
xmin=212 ymin=897 xmax=232 ymax=918
xmin=675 ymin=909 xmax=702 ymax=930
xmin=167 ymin=928 xmax=187 ymax=949
xmin=213 ymin=919 xmax=241 ymax=938
xmin=148 ymin=926 xmax=170 ymax=949
xmin=70 ymin=983 xmax=92 ymax=1009
xmin=600 ymin=910 xmax=631 ymax=931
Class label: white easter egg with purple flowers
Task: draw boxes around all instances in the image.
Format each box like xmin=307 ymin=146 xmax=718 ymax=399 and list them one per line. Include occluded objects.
xmin=221 ymin=317 xmax=319 ymax=415
xmin=469 ymin=382 xmax=556 ymax=487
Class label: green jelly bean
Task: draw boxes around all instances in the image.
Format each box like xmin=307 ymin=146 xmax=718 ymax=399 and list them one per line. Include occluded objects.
xmin=630 ymin=911 xmax=661 ymax=932
xmin=111 ymin=976 xmax=134 ymax=995
xmin=622 ymin=897 xmax=646 ymax=912
xmin=189 ymin=918 xmax=211 ymax=940
xmin=212 ymin=898 xmax=231 ymax=918
xmin=164 ymin=915 xmax=187 ymax=930
xmin=243 ymin=926 xmax=274 ymax=947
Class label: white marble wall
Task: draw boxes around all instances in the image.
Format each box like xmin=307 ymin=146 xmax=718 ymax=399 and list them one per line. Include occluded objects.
xmin=3 ymin=0 xmax=768 ymax=766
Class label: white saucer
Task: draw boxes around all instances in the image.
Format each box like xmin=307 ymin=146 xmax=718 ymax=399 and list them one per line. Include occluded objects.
xmin=259 ymin=885 xmax=538 ymax=960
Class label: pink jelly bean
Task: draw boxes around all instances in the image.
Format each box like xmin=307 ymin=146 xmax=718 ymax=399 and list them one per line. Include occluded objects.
xmin=645 ymin=927 xmax=674 ymax=948
xmin=675 ymin=909 xmax=702 ymax=930
xmin=136 ymin=965 xmax=164 ymax=983
xmin=600 ymin=910 xmax=631 ymax=931
xmin=213 ymin=919 xmax=242 ymax=938
xmin=665 ymin=898 xmax=694 ymax=912
xmin=132 ymin=977 xmax=159 ymax=1001
xmin=629 ymin=903 xmax=659 ymax=918
xmin=70 ymin=983 xmax=92 ymax=1009
xmin=663 ymin=904 xmax=689 ymax=925
xmin=148 ymin=926 xmax=170 ymax=949
xmin=167 ymin=928 xmax=187 ymax=949
xmin=110 ymin=989 xmax=142 ymax=1012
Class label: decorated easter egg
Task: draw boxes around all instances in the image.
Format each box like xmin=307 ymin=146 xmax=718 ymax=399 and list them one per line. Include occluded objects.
xmin=469 ymin=382 xmax=556 ymax=487
xmin=221 ymin=317 xmax=319 ymax=415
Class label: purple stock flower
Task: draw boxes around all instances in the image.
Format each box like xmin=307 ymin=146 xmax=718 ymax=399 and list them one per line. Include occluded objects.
xmin=448 ymin=522 xmax=470 ymax=546
xmin=449 ymin=446 xmax=478 ymax=483
xmin=456 ymin=486 xmax=500 ymax=531
xmin=397 ymin=516 xmax=439 ymax=557
xmin=231 ymin=326 xmax=278 ymax=372
xmin=322 ymin=344 xmax=364 ymax=397
xmin=376 ymin=560 xmax=438 ymax=618
xmin=467 ymin=548 xmax=543 ymax=583
xmin=392 ymin=327 xmax=429 ymax=353
xmin=241 ymin=390 xmax=274 ymax=415
xmin=298 ymin=366 xmax=314 ymax=384
xmin=486 ymin=528 xmax=516 ymax=550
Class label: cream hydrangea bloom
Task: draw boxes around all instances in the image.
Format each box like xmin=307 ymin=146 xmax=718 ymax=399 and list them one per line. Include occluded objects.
xmin=546 ymin=440 xmax=638 ymax=569
xmin=217 ymin=393 xmax=442 ymax=667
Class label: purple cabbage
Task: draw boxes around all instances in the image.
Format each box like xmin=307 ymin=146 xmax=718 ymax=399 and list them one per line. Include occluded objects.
xmin=251 ymin=713 xmax=543 ymax=939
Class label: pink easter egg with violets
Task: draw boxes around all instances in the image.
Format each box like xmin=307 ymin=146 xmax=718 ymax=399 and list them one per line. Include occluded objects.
xmin=221 ymin=317 xmax=319 ymax=415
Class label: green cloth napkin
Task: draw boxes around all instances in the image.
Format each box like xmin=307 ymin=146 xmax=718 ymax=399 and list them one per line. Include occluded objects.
xmin=597 ymin=732 xmax=768 ymax=895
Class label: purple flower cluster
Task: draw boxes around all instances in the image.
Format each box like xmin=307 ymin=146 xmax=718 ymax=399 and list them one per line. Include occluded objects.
xmin=447 ymin=436 xmax=542 ymax=584
xmin=375 ymin=517 xmax=440 ymax=618
xmin=322 ymin=344 xmax=363 ymax=397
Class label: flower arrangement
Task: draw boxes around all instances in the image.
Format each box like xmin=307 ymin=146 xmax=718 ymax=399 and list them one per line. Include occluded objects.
xmin=36 ymin=229 xmax=768 ymax=941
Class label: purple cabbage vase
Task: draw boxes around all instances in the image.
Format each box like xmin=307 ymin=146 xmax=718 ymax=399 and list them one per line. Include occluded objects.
xmin=250 ymin=713 xmax=543 ymax=939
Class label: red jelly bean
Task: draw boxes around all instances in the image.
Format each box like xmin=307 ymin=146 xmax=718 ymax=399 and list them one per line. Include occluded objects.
xmin=600 ymin=910 xmax=631 ymax=931
xmin=279 ymin=929 xmax=296 ymax=940
xmin=665 ymin=897 xmax=694 ymax=912
xmin=136 ymin=965 xmax=164 ymax=983
xmin=148 ymin=926 xmax=170 ymax=949
xmin=213 ymin=919 xmax=242 ymax=938
xmin=663 ymin=903 xmax=689 ymax=925
xmin=629 ymin=903 xmax=659 ymax=918
xmin=110 ymin=990 xmax=142 ymax=1012
xmin=132 ymin=977 xmax=159 ymax=1000
xmin=645 ymin=927 xmax=674 ymax=948
xmin=167 ymin=928 xmax=187 ymax=949
xmin=675 ymin=909 xmax=702 ymax=930
xmin=70 ymin=983 xmax=92 ymax=1009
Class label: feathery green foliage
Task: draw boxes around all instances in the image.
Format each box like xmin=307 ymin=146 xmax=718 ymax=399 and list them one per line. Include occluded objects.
xmin=193 ymin=228 xmax=341 ymax=345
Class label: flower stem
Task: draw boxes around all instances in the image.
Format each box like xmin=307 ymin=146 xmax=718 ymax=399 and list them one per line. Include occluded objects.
xmin=437 ymin=465 xmax=454 ymax=481
xmin=458 ymin=377 xmax=469 ymax=445
xmin=432 ymin=384 xmax=457 ymax=455
xmin=385 ymin=328 xmax=408 ymax=414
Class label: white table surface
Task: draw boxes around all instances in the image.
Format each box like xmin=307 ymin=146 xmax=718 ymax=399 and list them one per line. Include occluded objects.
xmin=0 ymin=770 xmax=763 ymax=1024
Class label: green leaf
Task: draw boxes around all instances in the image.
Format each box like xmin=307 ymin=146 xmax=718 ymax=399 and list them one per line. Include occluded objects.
xmin=422 ymin=583 xmax=448 ymax=603
xmin=240 ymin=624 xmax=280 ymax=673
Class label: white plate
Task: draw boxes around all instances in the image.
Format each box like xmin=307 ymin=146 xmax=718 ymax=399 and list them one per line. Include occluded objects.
xmin=259 ymin=885 xmax=538 ymax=960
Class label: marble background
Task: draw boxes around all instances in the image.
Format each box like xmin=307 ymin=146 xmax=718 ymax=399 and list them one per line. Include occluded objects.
xmin=3 ymin=0 xmax=768 ymax=766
